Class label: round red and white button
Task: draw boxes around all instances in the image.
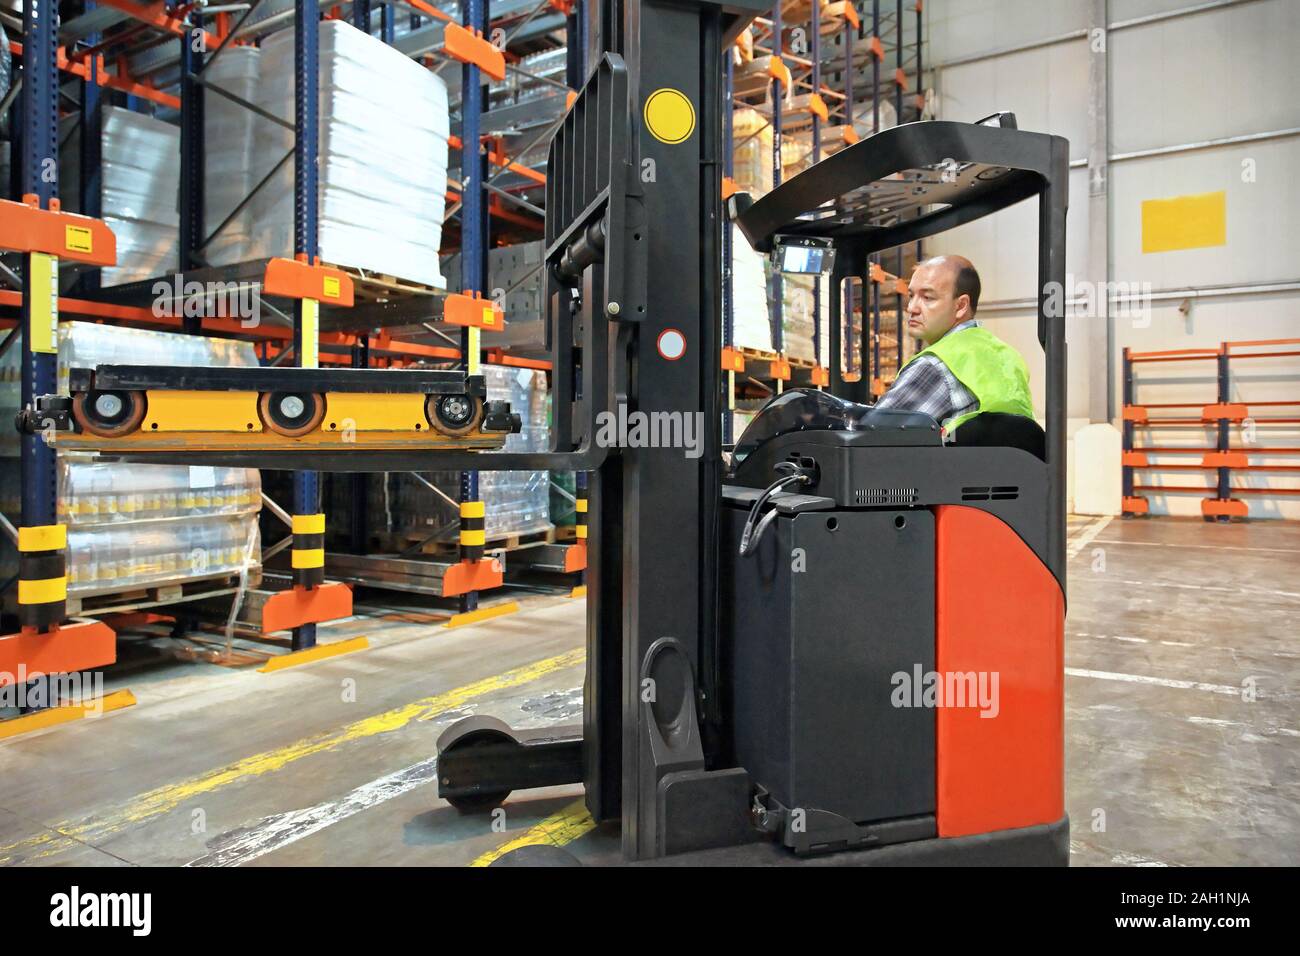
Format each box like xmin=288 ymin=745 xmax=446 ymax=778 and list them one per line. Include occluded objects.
xmin=657 ymin=328 xmax=686 ymax=361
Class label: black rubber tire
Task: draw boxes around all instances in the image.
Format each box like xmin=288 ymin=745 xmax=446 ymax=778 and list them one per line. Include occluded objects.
xmin=446 ymin=790 xmax=512 ymax=813
xmin=489 ymin=845 xmax=582 ymax=867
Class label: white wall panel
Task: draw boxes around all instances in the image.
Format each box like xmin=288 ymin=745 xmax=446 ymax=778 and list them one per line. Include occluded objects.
xmin=936 ymin=38 xmax=1090 ymax=149
xmin=1110 ymin=0 xmax=1300 ymax=153
xmin=1110 ymin=137 xmax=1300 ymax=289
xmin=929 ymin=0 xmax=1088 ymax=65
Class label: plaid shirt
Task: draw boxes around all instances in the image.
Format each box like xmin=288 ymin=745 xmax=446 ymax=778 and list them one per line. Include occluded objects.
xmin=874 ymin=320 xmax=980 ymax=431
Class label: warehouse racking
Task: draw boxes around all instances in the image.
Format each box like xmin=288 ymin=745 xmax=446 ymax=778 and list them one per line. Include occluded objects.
xmin=0 ymin=0 xmax=926 ymax=703
xmin=1121 ymin=337 xmax=1300 ymax=520
xmin=720 ymin=0 xmax=927 ymax=442
xmin=0 ymin=1 xmax=591 ymax=697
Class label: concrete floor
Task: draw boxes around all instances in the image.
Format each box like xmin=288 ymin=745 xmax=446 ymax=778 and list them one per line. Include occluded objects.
xmin=0 ymin=515 xmax=1295 ymax=867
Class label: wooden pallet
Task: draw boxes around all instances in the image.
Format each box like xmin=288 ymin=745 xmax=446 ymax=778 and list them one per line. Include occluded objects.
xmin=65 ymin=570 xmax=261 ymax=617
xmin=736 ymin=344 xmax=779 ymax=362
xmin=734 ymin=345 xmax=819 ymax=365
xmin=324 ymin=262 xmax=445 ymax=303
xmin=374 ymin=525 xmax=564 ymax=557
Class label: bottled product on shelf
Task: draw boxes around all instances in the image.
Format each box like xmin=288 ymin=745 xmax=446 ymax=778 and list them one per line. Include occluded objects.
xmin=0 ymin=322 xmax=263 ymax=602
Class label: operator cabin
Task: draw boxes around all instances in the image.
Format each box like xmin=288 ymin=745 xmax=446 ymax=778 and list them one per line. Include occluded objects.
xmin=875 ymin=255 xmax=1036 ymax=438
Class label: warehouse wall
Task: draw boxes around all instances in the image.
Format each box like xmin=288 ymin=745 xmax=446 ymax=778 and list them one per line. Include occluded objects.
xmin=925 ymin=0 xmax=1300 ymax=517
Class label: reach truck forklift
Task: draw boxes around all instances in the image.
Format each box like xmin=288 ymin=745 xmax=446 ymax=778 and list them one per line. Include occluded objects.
xmin=47 ymin=0 xmax=1070 ymax=864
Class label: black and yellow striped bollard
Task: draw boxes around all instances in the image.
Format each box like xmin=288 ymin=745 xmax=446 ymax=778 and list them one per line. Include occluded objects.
xmin=575 ymin=491 xmax=588 ymax=542
xmin=291 ymin=513 xmax=325 ymax=588
xmin=18 ymin=524 xmax=67 ymax=630
xmin=460 ymin=501 xmax=485 ymax=563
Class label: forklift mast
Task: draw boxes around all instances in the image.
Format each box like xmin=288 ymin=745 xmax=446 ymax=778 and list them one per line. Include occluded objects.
xmin=559 ymin=0 xmax=773 ymax=858
xmin=437 ymin=22 xmax=1072 ymax=862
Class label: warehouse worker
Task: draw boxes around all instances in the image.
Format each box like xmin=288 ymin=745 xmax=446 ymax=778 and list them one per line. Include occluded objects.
xmin=874 ymin=255 xmax=1035 ymax=437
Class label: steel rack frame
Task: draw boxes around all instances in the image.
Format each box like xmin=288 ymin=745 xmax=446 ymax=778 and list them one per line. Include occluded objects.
xmin=1121 ymin=337 xmax=1300 ymax=521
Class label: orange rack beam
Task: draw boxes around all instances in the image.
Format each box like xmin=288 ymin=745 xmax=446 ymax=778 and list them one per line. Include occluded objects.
xmin=6 ymin=39 xmax=181 ymax=110
xmin=0 ymin=196 xmax=117 ymax=265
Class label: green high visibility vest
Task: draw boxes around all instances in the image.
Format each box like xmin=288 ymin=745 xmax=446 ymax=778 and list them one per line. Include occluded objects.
xmin=903 ymin=324 xmax=1035 ymax=432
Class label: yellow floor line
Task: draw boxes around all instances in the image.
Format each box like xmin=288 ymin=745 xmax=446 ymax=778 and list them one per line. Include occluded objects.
xmin=0 ymin=690 xmax=136 ymax=741
xmin=0 ymin=647 xmax=585 ymax=865
xmin=258 ymin=636 xmax=370 ymax=673
xmin=470 ymin=799 xmax=595 ymax=867
xmin=444 ymin=601 xmax=520 ymax=629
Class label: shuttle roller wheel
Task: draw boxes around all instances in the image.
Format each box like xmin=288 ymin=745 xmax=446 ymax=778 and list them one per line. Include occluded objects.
xmin=71 ymin=388 xmax=147 ymax=438
xmin=427 ymin=393 xmax=486 ymax=439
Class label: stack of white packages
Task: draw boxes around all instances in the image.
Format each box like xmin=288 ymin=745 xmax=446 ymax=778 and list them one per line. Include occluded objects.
xmin=100 ymin=107 xmax=180 ymax=285
xmin=248 ymin=21 xmax=449 ymax=288
xmin=781 ymin=272 xmax=831 ymax=365
xmin=0 ymin=323 xmax=262 ymax=601
xmin=204 ymin=46 xmax=262 ymax=267
xmin=730 ymin=224 xmax=773 ymax=352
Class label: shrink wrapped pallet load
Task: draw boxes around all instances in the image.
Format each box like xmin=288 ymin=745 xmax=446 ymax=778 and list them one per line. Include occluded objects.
xmin=732 ymin=107 xmax=774 ymax=197
xmin=204 ymin=46 xmax=263 ymax=268
xmin=730 ymin=224 xmax=774 ymax=352
xmin=93 ymin=107 xmax=181 ymax=286
xmin=248 ymin=20 xmax=450 ymax=288
xmin=781 ymin=272 xmax=831 ymax=365
xmin=0 ymin=323 xmax=262 ymax=603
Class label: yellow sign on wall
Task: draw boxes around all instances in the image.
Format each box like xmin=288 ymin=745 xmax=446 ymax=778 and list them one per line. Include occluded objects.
xmin=1141 ymin=190 xmax=1226 ymax=254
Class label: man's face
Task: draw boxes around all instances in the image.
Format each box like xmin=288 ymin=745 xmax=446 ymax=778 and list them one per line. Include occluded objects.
xmin=906 ymin=262 xmax=970 ymax=346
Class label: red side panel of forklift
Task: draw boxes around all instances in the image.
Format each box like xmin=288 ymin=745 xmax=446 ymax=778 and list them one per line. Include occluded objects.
xmin=934 ymin=504 xmax=1064 ymax=838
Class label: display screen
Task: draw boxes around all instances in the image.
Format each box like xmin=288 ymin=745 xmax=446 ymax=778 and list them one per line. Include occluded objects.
xmin=776 ymin=241 xmax=835 ymax=275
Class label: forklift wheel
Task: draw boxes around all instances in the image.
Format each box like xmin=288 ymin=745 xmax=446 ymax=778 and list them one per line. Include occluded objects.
xmin=427 ymin=393 xmax=485 ymax=438
xmin=71 ymin=389 xmax=147 ymax=438
xmin=438 ymin=716 xmax=516 ymax=812
xmin=258 ymin=391 xmax=326 ymax=437
xmin=446 ymin=790 xmax=512 ymax=813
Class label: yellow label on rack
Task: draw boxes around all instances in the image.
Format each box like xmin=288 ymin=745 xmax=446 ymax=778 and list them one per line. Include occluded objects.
xmin=64 ymin=225 xmax=94 ymax=254
xmin=482 ymin=306 xmax=496 ymax=327
xmin=28 ymin=253 xmax=58 ymax=354
xmin=323 ymin=276 xmax=341 ymax=299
